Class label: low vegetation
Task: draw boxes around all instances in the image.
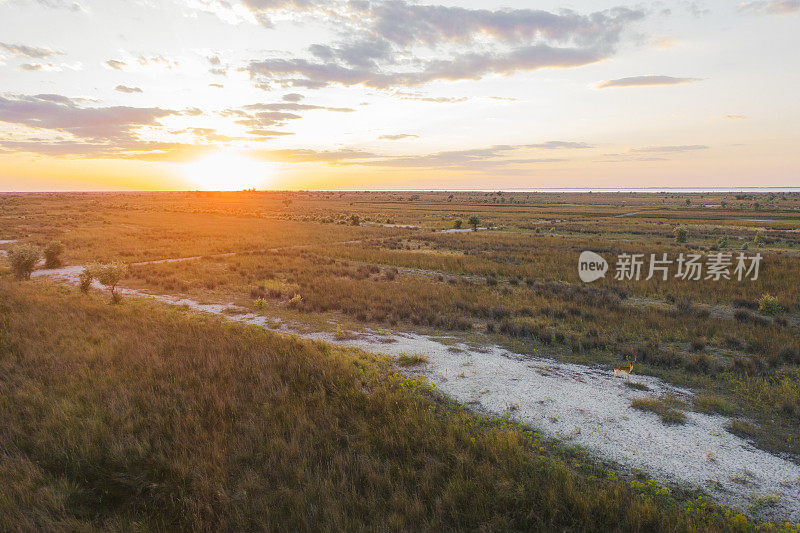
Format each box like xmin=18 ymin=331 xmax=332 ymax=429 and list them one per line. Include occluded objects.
xmin=0 ymin=280 xmax=764 ymax=531
xmin=631 ymin=396 xmax=687 ymax=425
xmin=397 ymin=353 xmax=429 ymax=366
xmin=8 ymin=244 xmax=39 ymax=279
xmin=43 ymin=241 xmax=65 ymax=268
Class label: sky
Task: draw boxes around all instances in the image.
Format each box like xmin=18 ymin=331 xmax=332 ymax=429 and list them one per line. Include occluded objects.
xmin=0 ymin=0 xmax=798 ymax=191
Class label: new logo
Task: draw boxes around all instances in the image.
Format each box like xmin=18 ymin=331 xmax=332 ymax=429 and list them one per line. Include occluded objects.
xmin=578 ymin=251 xmax=608 ymax=283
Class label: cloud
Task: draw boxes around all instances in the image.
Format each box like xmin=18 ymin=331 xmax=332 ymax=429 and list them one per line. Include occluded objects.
xmin=631 ymin=145 xmax=709 ymax=153
xmin=105 ymin=59 xmax=127 ymax=70
xmin=247 ymin=129 xmax=294 ymax=138
xmin=739 ymin=0 xmax=799 ymax=15
xmin=20 ymin=63 xmax=44 ymax=71
xmin=0 ymin=94 xmax=177 ymax=155
xmin=282 ymin=93 xmax=304 ymax=102
xmin=209 ymin=83 xmax=224 ymax=88
xmin=251 ymin=141 xmax=588 ymax=170
xmin=527 ymin=141 xmax=592 ymax=149
xmin=257 ymin=148 xmax=380 ymax=163
xmin=246 ymin=4 xmax=644 ymax=88
xmin=32 ymin=0 xmax=83 ymax=11
xmin=361 ymin=144 xmax=576 ymax=169
xmin=137 ymin=55 xmax=178 ymax=68
xmin=115 ymin=85 xmax=143 ymax=93
xmin=379 ymin=134 xmax=418 ymax=140
xmin=598 ymin=75 xmax=702 ymax=88
xmin=0 ymin=42 xmax=61 ymax=59
xmin=726 ymin=114 xmax=747 ymax=120
xmin=394 ymin=91 xmax=467 ymax=103
xmin=242 ymin=102 xmax=354 ymax=112
xmin=249 ymin=44 xmax=613 ymax=89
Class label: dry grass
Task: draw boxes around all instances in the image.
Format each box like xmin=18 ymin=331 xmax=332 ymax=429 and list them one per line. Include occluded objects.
xmin=631 ymin=397 xmax=687 ymax=425
xmin=2 ymin=191 xmax=799 ymax=457
xmin=0 ymin=279 xmax=768 ymax=531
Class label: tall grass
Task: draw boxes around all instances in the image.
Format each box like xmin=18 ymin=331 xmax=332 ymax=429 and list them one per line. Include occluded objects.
xmin=0 ymin=279 xmax=765 ymax=531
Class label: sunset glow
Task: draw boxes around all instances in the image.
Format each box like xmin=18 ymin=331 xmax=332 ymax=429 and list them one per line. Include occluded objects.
xmin=0 ymin=1 xmax=798 ymax=190
xmin=182 ymin=152 xmax=277 ymax=191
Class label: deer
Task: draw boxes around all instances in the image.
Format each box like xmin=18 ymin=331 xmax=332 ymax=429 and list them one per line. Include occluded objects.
xmin=614 ymin=353 xmax=636 ymax=378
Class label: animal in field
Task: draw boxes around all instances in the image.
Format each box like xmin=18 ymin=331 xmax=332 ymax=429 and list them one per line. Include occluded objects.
xmin=614 ymin=354 xmax=636 ymax=378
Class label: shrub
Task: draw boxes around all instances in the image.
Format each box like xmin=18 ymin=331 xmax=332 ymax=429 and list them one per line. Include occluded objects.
xmin=349 ymin=214 xmax=360 ymax=226
xmin=453 ymin=219 xmax=462 ymax=229
xmin=287 ymin=293 xmax=303 ymax=308
xmin=78 ymin=267 xmax=94 ymax=293
xmin=674 ymin=226 xmax=688 ymax=243
xmin=7 ymin=244 xmax=40 ymax=280
xmin=43 ymin=241 xmax=65 ymax=268
xmin=94 ymin=263 xmax=128 ymax=303
xmin=717 ymin=236 xmax=728 ymax=249
xmin=758 ymin=293 xmax=782 ymax=316
xmin=468 ymin=215 xmax=480 ymax=231
xmin=754 ymin=232 xmax=764 ymax=246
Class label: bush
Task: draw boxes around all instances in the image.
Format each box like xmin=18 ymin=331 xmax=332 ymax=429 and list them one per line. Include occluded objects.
xmin=758 ymin=293 xmax=782 ymax=316
xmin=468 ymin=215 xmax=480 ymax=231
xmin=453 ymin=219 xmax=462 ymax=229
xmin=78 ymin=267 xmax=94 ymax=293
xmin=349 ymin=214 xmax=360 ymax=226
xmin=674 ymin=226 xmax=688 ymax=243
xmin=43 ymin=241 xmax=65 ymax=268
xmin=7 ymin=244 xmax=40 ymax=280
xmin=93 ymin=263 xmax=128 ymax=303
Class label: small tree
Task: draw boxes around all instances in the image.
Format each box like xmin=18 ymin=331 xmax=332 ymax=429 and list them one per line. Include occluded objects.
xmin=717 ymin=236 xmax=728 ymax=249
xmin=349 ymin=214 xmax=360 ymax=226
xmin=674 ymin=226 xmax=688 ymax=243
xmin=43 ymin=241 xmax=65 ymax=268
xmin=78 ymin=266 xmax=94 ymax=293
xmin=8 ymin=244 xmax=40 ymax=280
xmin=754 ymin=232 xmax=764 ymax=246
xmin=95 ymin=263 xmax=127 ymax=303
xmin=453 ymin=219 xmax=463 ymax=229
xmin=468 ymin=215 xmax=480 ymax=231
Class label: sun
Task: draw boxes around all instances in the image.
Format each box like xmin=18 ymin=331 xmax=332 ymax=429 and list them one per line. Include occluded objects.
xmin=182 ymin=151 xmax=277 ymax=191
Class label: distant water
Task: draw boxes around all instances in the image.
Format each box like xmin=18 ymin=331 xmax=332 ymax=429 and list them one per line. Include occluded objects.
xmin=470 ymin=187 xmax=800 ymax=194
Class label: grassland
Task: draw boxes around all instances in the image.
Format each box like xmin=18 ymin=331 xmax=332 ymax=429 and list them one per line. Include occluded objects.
xmin=0 ymin=279 xmax=770 ymax=531
xmin=1 ymin=190 xmax=800 ymax=527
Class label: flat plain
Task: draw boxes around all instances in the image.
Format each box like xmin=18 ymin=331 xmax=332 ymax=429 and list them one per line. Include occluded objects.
xmin=2 ymin=190 xmax=800 ymax=530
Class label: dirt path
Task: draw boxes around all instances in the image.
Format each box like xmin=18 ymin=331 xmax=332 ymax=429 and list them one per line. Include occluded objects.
xmin=28 ymin=262 xmax=800 ymax=524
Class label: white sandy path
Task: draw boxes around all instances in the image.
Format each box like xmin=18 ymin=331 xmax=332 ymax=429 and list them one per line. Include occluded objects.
xmin=29 ymin=263 xmax=800 ymax=524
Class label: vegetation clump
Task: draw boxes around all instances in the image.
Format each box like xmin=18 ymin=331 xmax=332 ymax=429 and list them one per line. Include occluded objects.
xmin=674 ymin=226 xmax=688 ymax=243
xmin=43 ymin=241 xmax=65 ymax=268
xmin=7 ymin=244 xmax=40 ymax=280
xmin=86 ymin=262 xmax=127 ymax=302
xmin=758 ymin=293 xmax=782 ymax=316
xmin=631 ymin=396 xmax=686 ymax=425
xmin=397 ymin=353 xmax=429 ymax=366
